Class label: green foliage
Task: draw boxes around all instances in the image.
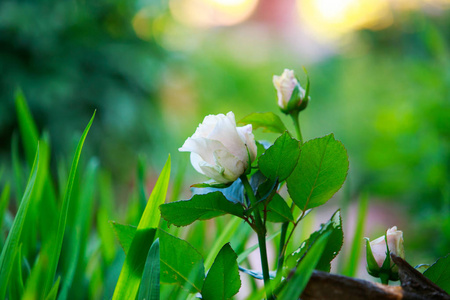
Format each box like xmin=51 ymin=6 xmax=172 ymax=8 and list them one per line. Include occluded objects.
xmin=423 ymin=254 xmax=450 ymax=293
xmin=287 ymin=134 xmax=349 ymax=210
xmin=204 ymin=217 xmax=241 ymax=270
xmin=138 ymin=238 xmax=160 ymax=300
xmin=258 ymin=132 xmax=301 ymax=181
xmin=111 ymin=222 xmax=137 ymax=255
xmin=113 ymin=156 xmax=171 ymax=300
xmin=42 ymin=112 xmax=95 ymax=297
xmin=160 ymin=192 xmax=245 ymax=226
xmin=342 ymin=193 xmax=369 ymax=277
xmin=202 ymin=243 xmax=241 ymax=300
xmin=278 ymin=231 xmax=331 ymax=299
xmin=0 ymin=0 xmax=169 ymax=177
xmin=265 ymin=194 xmax=294 ymax=223
xmin=239 ymin=112 xmax=288 ymax=133
xmin=0 ymin=146 xmax=38 ymax=299
xmin=285 ymin=210 xmax=343 ymax=273
xmin=159 ymin=230 xmax=205 ymax=294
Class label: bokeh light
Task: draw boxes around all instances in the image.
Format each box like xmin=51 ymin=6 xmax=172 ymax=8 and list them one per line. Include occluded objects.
xmin=169 ymin=0 xmax=259 ymax=27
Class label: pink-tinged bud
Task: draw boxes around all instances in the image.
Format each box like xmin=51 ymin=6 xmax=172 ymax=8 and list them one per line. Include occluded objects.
xmin=370 ymin=226 xmax=405 ymax=268
xmin=273 ymin=69 xmax=307 ymax=114
xmin=365 ymin=226 xmax=405 ymax=283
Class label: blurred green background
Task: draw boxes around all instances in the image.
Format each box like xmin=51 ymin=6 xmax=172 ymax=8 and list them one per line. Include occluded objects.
xmin=1 ymin=0 xmax=449 ymax=291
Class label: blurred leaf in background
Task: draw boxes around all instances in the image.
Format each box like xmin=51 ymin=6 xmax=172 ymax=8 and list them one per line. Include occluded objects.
xmin=0 ymin=0 xmax=171 ymax=178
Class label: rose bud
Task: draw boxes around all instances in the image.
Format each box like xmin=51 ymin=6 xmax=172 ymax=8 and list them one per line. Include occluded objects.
xmin=273 ymin=69 xmax=309 ymax=114
xmin=365 ymin=226 xmax=405 ymax=282
xmin=179 ymin=112 xmax=258 ymax=184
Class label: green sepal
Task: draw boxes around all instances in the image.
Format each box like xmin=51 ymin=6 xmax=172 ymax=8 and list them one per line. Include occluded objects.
xmin=298 ymin=68 xmax=310 ymax=112
xmin=380 ymin=234 xmax=391 ymax=271
xmin=285 ymin=85 xmax=301 ymax=113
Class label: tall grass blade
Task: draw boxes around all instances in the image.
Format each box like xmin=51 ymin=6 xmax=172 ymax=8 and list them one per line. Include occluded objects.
xmin=42 ymin=111 xmax=96 ymax=296
xmin=342 ymin=192 xmax=369 ymax=277
xmin=0 ymin=183 xmax=11 ymax=231
xmin=58 ymin=158 xmax=99 ymax=300
xmin=113 ymin=156 xmax=171 ymax=300
xmin=8 ymin=244 xmax=24 ymax=300
xmin=0 ymin=145 xmax=39 ymax=299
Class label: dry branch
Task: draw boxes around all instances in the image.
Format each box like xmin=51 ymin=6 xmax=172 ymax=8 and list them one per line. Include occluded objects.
xmin=300 ymin=254 xmax=450 ymax=300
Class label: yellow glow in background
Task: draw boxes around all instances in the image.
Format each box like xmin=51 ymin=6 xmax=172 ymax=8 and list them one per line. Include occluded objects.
xmin=169 ymin=0 xmax=259 ymax=27
xmin=130 ymin=0 xmax=450 ymax=42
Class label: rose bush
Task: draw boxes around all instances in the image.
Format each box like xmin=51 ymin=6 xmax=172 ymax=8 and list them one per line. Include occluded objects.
xmin=179 ymin=111 xmax=257 ymax=183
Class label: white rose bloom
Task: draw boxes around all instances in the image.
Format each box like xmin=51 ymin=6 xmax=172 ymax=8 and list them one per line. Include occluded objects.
xmin=369 ymin=226 xmax=405 ymax=268
xmin=179 ymin=112 xmax=258 ymax=183
xmin=273 ymin=69 xmax=305 ymax=112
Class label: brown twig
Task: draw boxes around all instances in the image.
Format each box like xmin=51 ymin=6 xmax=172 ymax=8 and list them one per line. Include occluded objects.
xmin=300 ymin=254 xmax=450 ymax=300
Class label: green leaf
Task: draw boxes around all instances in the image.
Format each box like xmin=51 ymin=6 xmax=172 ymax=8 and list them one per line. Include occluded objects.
xmin=258 ymin=132 xmax=300 ymax=182
xmin=287 ymin=134 xmax=349 ymax=210
xmin=423 ymin=254 xmax=450 ymax=293
xmin=202 ymin=243 xmax=241 ymax=300
xmin=42 ymin=111 xmax=95 ymax=297
xmin=278 ymin=231 xmax=330 ymax=299
xmin=0 ymin=145 xmax=39 ymax=299
xmin=138 ymin=238 xmax=160 ymax=300
xmin=239 ymin=112 xmax=288 ymax=134
xmin=160 ymin=192 xmax=245 ymax=227
xmin=159 ymin=230 xmax=205 ymax=293
xmin=266 ymin=194 xmax=294 ymax=223
xmin=111 ymin=222 xmax=137 ymax=255
xmin=113 ymin=156 xmax=171 ymax=300
xmin=285 ymin=210 xmax=343 ymax=273
xmin=191 ymin=182 xmax=232 ymax=189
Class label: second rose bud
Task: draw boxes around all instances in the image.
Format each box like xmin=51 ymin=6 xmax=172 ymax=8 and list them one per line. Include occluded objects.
xmin=273 ymin=69 xmax=310 ymax=114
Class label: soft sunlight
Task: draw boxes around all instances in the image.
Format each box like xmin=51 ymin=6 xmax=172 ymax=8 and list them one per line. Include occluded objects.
xmin=169 ymin=0 xmax=259 ymax=27
xmin=297 ymin=0 xmax=392 ymax=39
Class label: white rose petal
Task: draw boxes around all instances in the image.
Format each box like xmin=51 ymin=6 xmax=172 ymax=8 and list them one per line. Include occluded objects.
xmin=179 ymin=112 xmax=257 ymax=183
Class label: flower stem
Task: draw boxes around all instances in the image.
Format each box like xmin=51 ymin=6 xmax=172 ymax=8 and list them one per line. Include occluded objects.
xmin=290 ymin=111 xmax=303 ymax=144
xmin=240 ymin=175 xmax=273 ymax=300
xmin=380 ymin=273 xmax=390 ymax=285
xmin=275 ymin=111 xmax=304 ymax=281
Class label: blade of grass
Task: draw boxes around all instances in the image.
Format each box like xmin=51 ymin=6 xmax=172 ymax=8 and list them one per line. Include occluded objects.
xmin=204 ymin=217 xmax=241 ymax=270
xmin=8 ymin=244 xmax=24 ymax=300
xmin=15 ymin=88 xmax=38 ymax=165
xmin=58 ymin=158 xmax=99 ymax=300
xmin=11 ymin=133 xmax=24 ymax=203
xmin=342 ymin=192 xmax=369 ymax=277
xmin=97 ymin=172 xmax=116 ymax=265
xmin=45 ymin=277 xmax=61 ymax=300
xmin=0 ymin=145 xmax=39 ymax=299
xmin=42 ymin=111 xmax=96 ymax=296
xmin=237 ymin=230 xmax=281 ymax=264
xmin=0 ymin=183 xmax=11 ymax=231
xmin=113 ymin=155 xmax=171 ymax=300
